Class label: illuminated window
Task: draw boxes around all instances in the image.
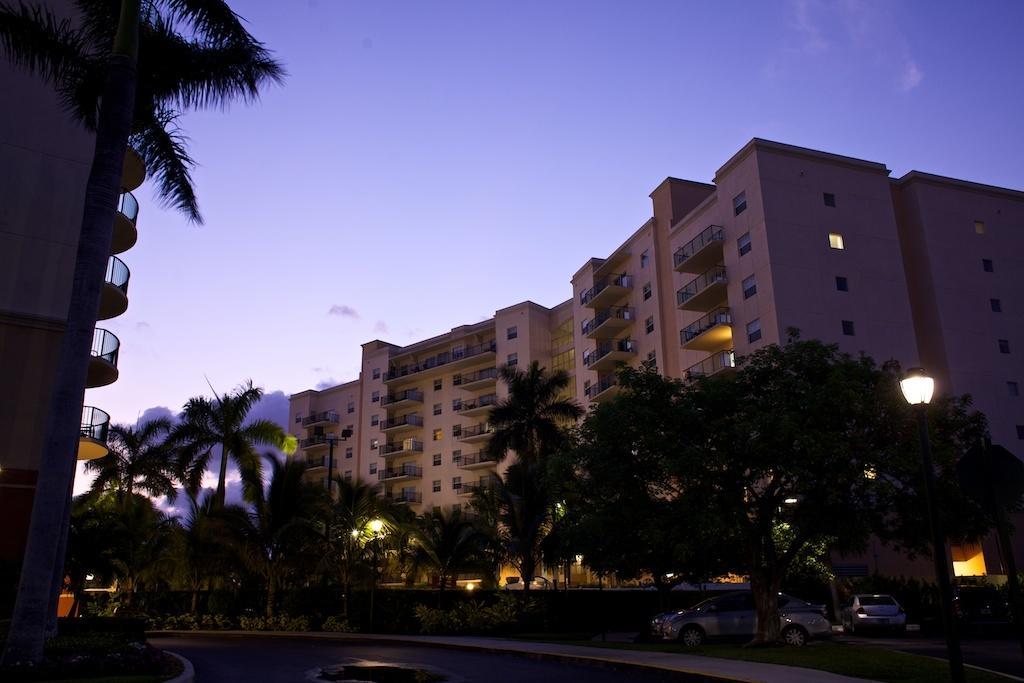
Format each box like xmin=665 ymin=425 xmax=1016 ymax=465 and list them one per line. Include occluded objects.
xmin=737 ymin=232 xmax=751 ymax=256
xmin=823 ymin=193 xmax=836 ymax=207
xmin=951 ymin=543 xmax=987 ymax=577
xmin=842 ymin=320 xmax=856 ymax=336
xmin=433 ymin=428 xmax=443 ymax=441
xmin=746 ymin=319 xmax=761 ymax=343
xmin=828 ymin=233 xmax=845 ymax=250
xmin=836 ymin=276 xmax=848 ymax=292
xmin=733 ymin=192 xmax=747 ymax=216
xmin=975 ymin=221 xmax=986 ymax=235
xmin=370 ymin=438 xmax=379 ymax=450
xmin=742 ymin=275 xmax=757 ymax=299
xmin=983 ymin=258 xmax=994 ymax=272
xmin=551 ymin=348 xmax=575 ymax=373
xmin=551 ymin=318 xmax=574 ymax=348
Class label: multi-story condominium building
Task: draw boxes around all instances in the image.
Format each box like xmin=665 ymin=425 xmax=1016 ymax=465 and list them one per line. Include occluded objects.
xmin=0 ymin=0 xmax=146 ymax=566
xmin=292 ymin=138 xmax=1023 ymax=581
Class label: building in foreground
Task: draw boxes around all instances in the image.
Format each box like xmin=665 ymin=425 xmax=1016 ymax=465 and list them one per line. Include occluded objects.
xmin=290 ymin=138 xmax=1023 ymax=580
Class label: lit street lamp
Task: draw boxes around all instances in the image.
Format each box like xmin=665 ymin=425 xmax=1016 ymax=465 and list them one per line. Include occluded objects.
xmin=900 ymin=367 xmax=965 ymax=683
xmin=367 ymin=518 xmax=387 ymax=631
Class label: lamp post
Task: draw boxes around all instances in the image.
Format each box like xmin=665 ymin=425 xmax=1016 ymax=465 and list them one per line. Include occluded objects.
xmin=900 ymin=367 xmax=965 ymax=683
xmin=367 ymin=518 xmax=385 ymax=632
xmin=325 ymin=427 xmax=354 ymax=497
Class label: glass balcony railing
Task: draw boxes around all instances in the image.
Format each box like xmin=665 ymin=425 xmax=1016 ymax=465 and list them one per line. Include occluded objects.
xmin=676 ymin=266 xmax=727 ymax=307
xmin=583 ymin=338 xmax=637 ymax=367
xmin=458 ymin=393 xmax=498 ymax=413
xmin=118 ymin=191 xmax=139 ymax=223
xmin=673 ymin=225 xmax=724 ymax=270
xmin=381 ymin=439 xmax=424 ymax=456
xmin=684 ymin=351 xmax=736 ymax=381
xmin=105 ymin=256 xmax=130 ymax=294
xmin=381 ymin=389 xmax=424 ymax=406
xmin=581 ymin=306 xmax=636 ymax=336
xmin=580 ymin=273 xmax=632 ymax=306
xmin=380 ymin=413 xmax=424 ymax=430
xmin=80 ymin=406 xmax=110 ymax=443
xmin=681 ymin=307 xmax=732 ymax=344
xmin=91 ymin=328 xmax=120 ymax=366
xmin=300 ymin=411 xmax=339 ymax=427
xmin=386 ymin=340 xmax=496 ymax=380
xmin=379 ymin=464 xmax=423 ymax=481
xmin=453 ymin=367 xmax=498 ymax=387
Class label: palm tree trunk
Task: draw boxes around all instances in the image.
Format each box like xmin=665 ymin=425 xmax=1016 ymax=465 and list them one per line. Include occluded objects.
xmin=216 ymin=442 xmax=229 ymax=506
xmin=44 ymin=480 xmax=76 ymax=637
xmin=266 ymin=574 xmax=276 ymax=619
xmin=1 ymin=1 xmax=140 ymax=666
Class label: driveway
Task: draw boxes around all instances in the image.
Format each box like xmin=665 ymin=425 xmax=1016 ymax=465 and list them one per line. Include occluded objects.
xmin=841 ymin=634 xmax=1024 ymax=679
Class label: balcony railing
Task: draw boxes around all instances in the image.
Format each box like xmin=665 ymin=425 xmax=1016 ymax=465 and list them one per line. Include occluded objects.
xmin=680 ymin=307 xmax=732 ymax=348
xmin=459 ymin=423 xmax=494 ymax=440
xmin=380 ymin=413 xmax=424 ymax=430
xmin=583 ymin=338 xmax=637 ymax=368
xmin=381 ymin=439 xmax=424 ymax=456
xmin=105 ymin=255 xmax=130 ymax=293
xmin=580 ymin=273 xmax=632 ymax=306
xmin=458 ymin=476 xmax=499 ymax=496
xmin=118 ymin=191 xmax=139 ymax=223
xmin=581 ymin=306 xmax=636 ymax=337
xmin=584 ymin=374 xmax=618 ymax=401
xmin=458 ymin=393 xmax=498 ymax=414
xmin=458 ymin=452 xmax=499 ymax=469
xmin=387 ymin=490 xmax=423 ymax=504
xmin=676 ymin=266 xmax=727 ymax=309
xmin=684 ymin=351 xmax=736 ymax=381
xmin=80 ymin=406 xmax=110 ymax=443
xmin=91 ymin=328 xmax=120 ymax=366
xmin=300 ymin=435 xmax=329 ymax=449
xmin=300 ymin=410 xmax=340 ymax=427
xmin=379 ymin=464 xmax=423 ymax=481
xmin=381 ymin=388 xmax=424 ymax=406
xmin=453 ymin=367 xmax=498 ymax=387
xmin=306 ymin=455 xmax=326 ymax=468
xmin=386 ymin=340 xmax=496 ymax=381
xmin=673 ymin=225 xmax=724 ymax=271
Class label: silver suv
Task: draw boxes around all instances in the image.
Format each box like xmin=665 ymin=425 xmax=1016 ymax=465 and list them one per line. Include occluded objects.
xmin=650 ymin=591 xmax=831 ymax=647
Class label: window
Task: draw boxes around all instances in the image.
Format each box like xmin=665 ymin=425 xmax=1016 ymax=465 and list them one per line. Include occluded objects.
xmin=737 ymin=232 xmax=752 ymax=256
xmin=983 ymin=258 xmax=994 ymax=272
xmin=371 ymin=390 xmax=380 ymax=403
xmin=640 ymin=250 xmax=650 ymax=268
xmin=645 ymin=316 xmax=654 ymax=334
xmin=344 ymin=470 xmax=352 ymax=482
xmin=345 ymin=447 xmax=353 ymax=459
xmin=746 ymin=319 xmax=762 ymax=343
xmin=434 ymin=378 xmax=443 ymax=391
xmin=1009 ymin=382 xmax=1020 ymax=397
xmin=452 ymin=503 xmax=462 ymax=513
xmin=452 ymin=424 xmax=462 ymax=437
xmin=824 ymin=192 xmax=836 ymax=207
xmin=370 ymin=438 xmax=379 ymax=450
xmin=836 ymin=276 xmax=849 ymax=292
xmin=642 ymin=282 xmax=652 ymax=300
xmin=733 ymin=191 xmax=747 ymax=216
xmin=453 ymin=449 xmax=462 ymax=463
xmin=294 ymin=413 xmax=301 ymax=424
xmin=347 ymin=401 xmax=355 ymax=414
xmin=452 ymin=398 xmax=462 ymax=411
xmin=433 ymin=403 xmax=442 ymax=416
xmin=371 ymin=414 xmax=379 ymax=426
xmin=452 ymin=476 xmax=462 ymax=491
xmin=433 ymin=480 xmax=441 ymax=493
xmin=372 ymin=367 xmax=380 ymax=380
xmin=647 ymin=350 xmax=656 ymax=362
xmin=999 ymin=339 xmax=1011 ymax=354
xmin=991 ymin=299 xmax=1002 ymax=312
xmin=975 ymin=221 xmax=986 ymax=235
xmin=507 ymin=352 xmax=518 ymax=367
xmin=842 ymin=320 xmax=856 ymax=336
xmin=432 ymin=453 xmax=441 ymax=466
xmin=433 ymin=428 xmax=443 ymax=441
xmin=828 ymin=233 xmax=845 ymax=250
xmin=369 ymin=462 xmax=377 ymax=475
xmin=742 ymin=275 xmax=757 ymax=299
xmin=507 ymin=325 xmax=518 ymax=340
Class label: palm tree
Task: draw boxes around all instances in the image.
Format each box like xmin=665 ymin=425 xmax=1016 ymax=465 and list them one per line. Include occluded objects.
xmin=173 ymin=380 xmax=294 ymax=506
xmin=0 ymin=1 xmax=282 ymax=663
xmin=85 ymin=418 xmax=176 ymax=502
xmin=489 ymin=462 xmax=551 ymax=593
xmin=486 ymin=361 xmax=582 ymax=465
xmin=107 ymin=493 xmax=176 ymax=609
xmin=63 ymin=496 xmax=119 ymax=618
xmin=409 ymin=510 xmax=486 ymax=605
xmin=173 ymin=492 xmax=229 ymax=614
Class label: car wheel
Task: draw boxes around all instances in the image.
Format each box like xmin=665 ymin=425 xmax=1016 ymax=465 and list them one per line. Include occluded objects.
xmin=782 ymin=625 xmax=809 ymax=647
xmin=679 ymin=625 xmax=705 ymax=647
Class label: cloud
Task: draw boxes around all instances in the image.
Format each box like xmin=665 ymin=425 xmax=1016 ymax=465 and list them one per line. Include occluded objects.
xmin=327 ymin=304 xmax=359 ymax=319
xmin=373 ymin=320 xmax=389 ymax=334
xmin=789 ymin=0 xmax=828 ymax=54
xmin=139 ymin=405 xmax=177 ymax=425
xmin=316 ymin=377 xmax=339 ymax=390
xmin=135 ymin=321 xmax=151 ymax=331
xmin=899 ymin=61 xmax=923 ymax=91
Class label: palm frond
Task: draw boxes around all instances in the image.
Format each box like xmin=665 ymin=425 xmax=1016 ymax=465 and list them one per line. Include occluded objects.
xmin=133 ymin=107 xmax=200 ymax=221
xmin=0 ymin=2 xmax=89 ymax=85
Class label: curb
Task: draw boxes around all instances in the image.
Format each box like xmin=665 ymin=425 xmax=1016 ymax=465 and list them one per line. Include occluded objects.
xmin=163 ymin=650 xmax=195 ymax=683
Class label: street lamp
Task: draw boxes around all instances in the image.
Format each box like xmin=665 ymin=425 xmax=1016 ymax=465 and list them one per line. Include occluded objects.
xmin=367 ymin=518 xmax=387 ymax=631
xmin=901 ymin=367 xmax=965 ymax=683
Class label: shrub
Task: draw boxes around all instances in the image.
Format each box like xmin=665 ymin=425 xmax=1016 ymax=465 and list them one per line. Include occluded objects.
xmin=321 ymin=615 xmax=356 ymax=633
xmin=414 ymin=594 xmax=540 ymax=635
xmin=57 ymin=616 xmax=148 ymax=638
xmin=238 ymin=614 xmax=310 ymax=631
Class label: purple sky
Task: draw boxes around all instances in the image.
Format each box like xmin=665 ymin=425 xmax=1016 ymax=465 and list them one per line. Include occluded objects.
xmin=77 ymin=0 xmax=1024 ymax=491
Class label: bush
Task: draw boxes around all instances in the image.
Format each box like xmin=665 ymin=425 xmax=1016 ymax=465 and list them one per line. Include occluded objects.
xmin=414 ymin=594 xmax=540 ymax=635
xmin=321 ymin=615 xmax=356 ymax=632
xmin=57 ymin=616 xmax=148 ymax=638
xmin=160 ymin=613 xmax=234 ymax=631
xmin=238 ymin=614 xmax=310 ymax=631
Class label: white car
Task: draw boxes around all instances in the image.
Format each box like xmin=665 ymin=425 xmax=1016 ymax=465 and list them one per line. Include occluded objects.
xmin=650 ymin=592 xmax=831 ymax=647
xmin=503 ymin=575 xmax=552 ymax=590
xmin=840 ymin=594 xmax=907 ymax=634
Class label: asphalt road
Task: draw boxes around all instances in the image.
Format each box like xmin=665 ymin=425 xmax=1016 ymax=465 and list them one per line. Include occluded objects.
xmin=149 ymin=634 xmax=694 ymax=683
xmin=842 ymin=635 xmax=1024 ymax=679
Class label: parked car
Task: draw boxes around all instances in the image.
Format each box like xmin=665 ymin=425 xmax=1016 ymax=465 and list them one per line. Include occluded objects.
xmin=504 ymin=575 xmax=552 ymax=590
xmin=954 ymin=585 xmax=1011 ymax=633
xmin=649 ymin=591 xmax=830 ymax=647
xmin=840 ymin=594 xmax=907 ymax=634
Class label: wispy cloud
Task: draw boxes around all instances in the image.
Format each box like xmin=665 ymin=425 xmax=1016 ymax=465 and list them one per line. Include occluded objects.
xmin=789 ymin=0 xmax=828 ymax=54
xmin=327 ymin=304 xmax=359 ymax=319
xmin=135 ymin=321 xmax=151 ymax=331
xmin=316 ymin=377 xmax=338 ymax=390
xmin=373 ymin=320 xmax=389 ymax=334
xmin=899 ymin=61 xmax=923 ymax=91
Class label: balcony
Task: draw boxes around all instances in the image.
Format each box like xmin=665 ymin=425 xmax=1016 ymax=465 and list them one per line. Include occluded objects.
xmin=458 ymin=423 xmax=494 ymax=444
xmin=585 ymin=374 xmax=620 ymax=403
xmin=381 ymin=388 xmax=423 ymax=409
xmin=98 ymin=256 xmax=130 ymax=320
xmin=684 ymin=351 xmax=736 ymax=382
xmin=581 ymin=306 xmax=636 ymax=339
xmin=87 ymin=328 xmax=119 ymax=388
xmin=458 ymin=476 xmax=499 ymax=497
xmin=122 ymin=146 xmax=145 ymax=192
xmin=385 ymin=340 xmax=497 ymax=383
xmin=680 ymin=307 xmax=733 ymax=351
xmin=301 ymin=410 xmax=340 ymax=428
xmin=110 ymin=191 xmax=139 ymax=254
xmin=306 ymin=454 xmax=327 ymax=469
xmin=458 ymin=451 xmax=499 ymax=471
xmin=676 ymin=266 xmax=727 ymax=312
xmin=78 ymin=406 xmax=110 ymax=461
xmin=381 ymin=438 xmax=424 ymax=458
xmin=581 ymin=273 xmax=632 ymax=308
xmin=453 ymin=367 xmax=498 ymax=391
xmin=583 ymin=339 xmax=637 ymax=373
xmin=380 ymin=413 xmax=424 ymax=434
xmin=379 ymin=464 xmax=423 ymax=482
xmin=300 ymin=435 xmax=330 ymax=450
xmin=674 ymin=225 xmax=725 ymax=274
xmin=386 ymin=490 xmax=423 ymax=505
xmin=457 ymin=393 xmax=498 ymax=418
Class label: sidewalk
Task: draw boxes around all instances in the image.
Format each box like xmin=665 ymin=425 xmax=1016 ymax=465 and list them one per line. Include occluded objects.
xmin=154 ymin=630 xmax=878 ymax=683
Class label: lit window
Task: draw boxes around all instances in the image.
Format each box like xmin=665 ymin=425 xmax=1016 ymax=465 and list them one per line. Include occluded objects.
xmin=433 ymin=428 xmax=443 ymax=441
xmin=983 ymin=259 xmax=994 ymax=272
xmin=432 ymin=453 xmax=441 ymax=466
xmin=823 ymin=193 xmax=836 ymax=207
xmin=991 ymin=299 xmax=1002 ymax=313
xmin=999 ymin=339 xmax=1011 ymax=354
xmin=645 ymin=316 xmax=654 ymax=334
xmin=371 ymin=390 xmax=380 ymax=403
xmin=641 ymin=250 xmax=650 ymax=268
xmin=434 ymin=378 xmax=443 ymax=391
xmin=372 ymin=367 xmax=381 ymax=379
xmin=733 ymin=192 xmax=747 ymax=216
xmin=433 ymin=480 xmax=441 ymax=493
xmin=371 ymin=414 xmax=379 ymax=426
xmin=433 ymin=403 xmax=442 ymax=416
xmin=737 ymin=232 xmax=751 ymax=256
xmin=842 ymin=320 xmax=856 ymax=336
xmin=369 ymin=462 xmax=377 ymax=475
xmin=975 ymin=221 xmax=986 ymax=235
xmin=345 ymin=447 xmax=353 ymax=459
xmin=742 ymin=275 xmax=757 ymax=299
xmin=746 ymin=319 xmax=761 ymax=343
xmin=370 ymin=438 xmax=379 ymax=450
xmin=836 ymin=276 xmax=849 ymax=292
xmin=828 ymin=233 xmax=845 ymax=250
xmin=507 ymin=326 xmax=518 ymax=340
xmin=1008 ymin=381 xmax=1019 ymax=397
xmin=643 ymin=283 xmax=652 ymax=300
xmin=507 ymin=352 xmax=518 ymax=367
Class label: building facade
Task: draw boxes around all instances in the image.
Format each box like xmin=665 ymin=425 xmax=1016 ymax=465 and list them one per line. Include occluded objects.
xmin=291 ymin=138 xmax=1023 ymax=578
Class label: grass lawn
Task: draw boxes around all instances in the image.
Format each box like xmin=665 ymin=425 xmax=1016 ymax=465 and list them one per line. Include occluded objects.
xmin=513 ymin=636 xmax=1014 ymax=683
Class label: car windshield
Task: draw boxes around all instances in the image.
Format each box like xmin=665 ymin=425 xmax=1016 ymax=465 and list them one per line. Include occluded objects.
xmin=859 ymin=596 xmax=896 ymax=606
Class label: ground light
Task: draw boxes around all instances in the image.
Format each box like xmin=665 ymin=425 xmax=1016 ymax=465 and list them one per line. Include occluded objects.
xmin=900 ymin=367 xmax=964 ymax=683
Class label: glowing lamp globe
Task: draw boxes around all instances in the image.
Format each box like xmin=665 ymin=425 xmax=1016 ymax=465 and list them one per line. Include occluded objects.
xmin=900 ymin=367 xmax=935 ymax=406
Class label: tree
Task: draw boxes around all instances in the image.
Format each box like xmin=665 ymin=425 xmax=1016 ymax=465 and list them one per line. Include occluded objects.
xmin=174 ymin=380 xmax=294 ymax=506
xmin=488 ymin=462 xmax=551 ymax=592
xmin=487 ymin=361 xmax=582 ymax=466
xmin=0 ymin=1 xmax=282 ymax=663
xmin=106 ymin=493 xmax=176 ymax=609
xmin=409 ymin=509 xmax=486 ymax=605
xmin=173 ymin=492 xmax=230 ymax=614
xmin=86 ymin=418 xmax=176 ymax=502
xmin=62 ymin=497 xmax=120 ymax=618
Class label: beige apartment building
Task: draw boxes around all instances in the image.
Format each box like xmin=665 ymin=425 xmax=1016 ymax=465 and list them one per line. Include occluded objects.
xmin=291 ymin=138 xmax=1023 ymax=580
